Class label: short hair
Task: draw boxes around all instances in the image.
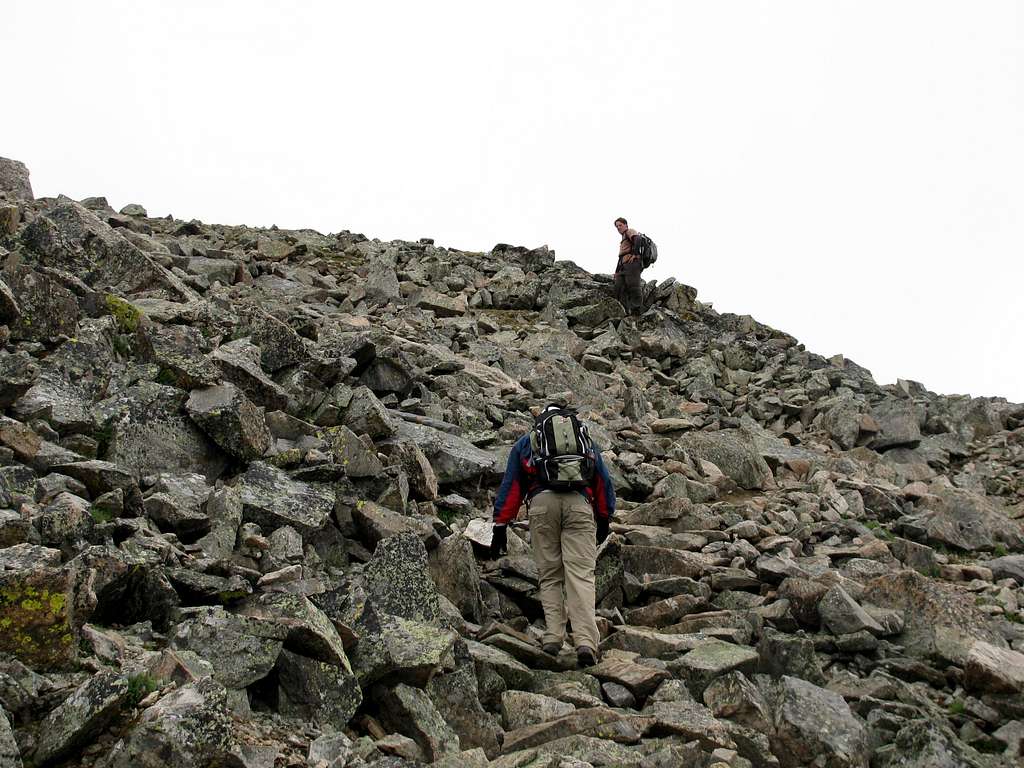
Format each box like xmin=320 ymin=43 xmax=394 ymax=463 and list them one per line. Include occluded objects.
xmin=614 ymin=217 xmax=628 ymax=226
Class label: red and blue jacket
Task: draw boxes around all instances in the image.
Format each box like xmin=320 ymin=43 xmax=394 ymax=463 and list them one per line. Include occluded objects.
xmin=492 ymin=434 xmax=616 ymax=525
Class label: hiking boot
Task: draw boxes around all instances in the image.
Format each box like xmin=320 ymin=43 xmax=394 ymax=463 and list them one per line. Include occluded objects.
xmin=542 ymin=642 xmax=561 ymax=656
xmin=576 ymin=646 xmax=598 ymax=668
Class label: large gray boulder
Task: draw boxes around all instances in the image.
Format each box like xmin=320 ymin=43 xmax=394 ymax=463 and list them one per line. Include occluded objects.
xmin=34 ymin=671 xmax=129 ymax=766
xmin=275 ymin=649 xmax=362 ymax=730
xmin=98 ymin=677 xmax=230 ymax=768
xmin=350 ymin=607 xmax=459 ymax=688
xmin=0 ymin=706 xmax=19 ymax=768
xmin=94 ymin=382 xmax=228 ymax=482
xmin=238 ymin=462 xmax=334 ymax=536
xmin=429 ymin=534 xmax=485 ymax=624
xmin=143 ymin=472 xmax=213 ymax=537
xmin=212 ymin=338 xmax=289 ymax=410
xmin=671 ymin=430 xmax=775 ymax=490
xmin=2 ymin=264 xmax=79 ymax=342
xmin=868 ymin=400 xmax=923 ymax=450
xmin=765 ymin=676 xmax=870 ymax=768
xmin=186 ymin=383 xmax=271 ymax=460
xmin=169 ymin=606 xmax=287 ymax=689
xmin=375 ymin=682 xmax=461 ymax=761
xmin=22 ymin=200 xmax=193 ymax=301
xmin=136 ymin=321 xmax=221 ymax=389
xmin=365 ymin=532 xmax=443 ymax=624
xmin=0 ymin=158 xmax=32 ymax=201
xmin=393 ymin=420 xmax=496 ymax=483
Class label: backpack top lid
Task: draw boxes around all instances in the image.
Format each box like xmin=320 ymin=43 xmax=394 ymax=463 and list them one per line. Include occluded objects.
xmin=529 ymin=405 xmax=595 ymax=489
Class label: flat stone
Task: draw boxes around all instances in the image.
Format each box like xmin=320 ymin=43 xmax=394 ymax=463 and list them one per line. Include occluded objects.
xmin=818 ymin=585 xmax=884 ymax=636
xmin=500 ymin=707 xmax=649 ymax=754
xmin=501 ymin=690 xmax=575 ymax=731
xmin=964 ymin=640 xmax=1024 ymax=694
xmin=586 ymin=657 xmax=671 ymax=701
xmin=238 ymin=461 xmax=334 ymax=536
xmin=669 ymin=639 xmax=759 ymax=697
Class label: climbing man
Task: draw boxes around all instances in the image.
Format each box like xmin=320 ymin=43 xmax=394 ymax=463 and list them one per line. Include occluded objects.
xmin=490 ymin=404 xmax=615 ymax=668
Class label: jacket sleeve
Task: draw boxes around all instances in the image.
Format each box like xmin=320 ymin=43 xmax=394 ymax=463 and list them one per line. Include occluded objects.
xmin=591 ymin=449 xmax=616 ymax=521
xmin=493 ymin=439 xmax=526 ymax=525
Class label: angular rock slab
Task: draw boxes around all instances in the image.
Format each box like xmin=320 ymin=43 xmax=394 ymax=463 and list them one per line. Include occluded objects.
xmin=395 ymin=420 xmax=496 ymax=483
xmin=963 ymin=640 xmax=1024 ymax=694
xmin=585 ymin=657 xmax=671 ymax=701
xmin=671 ymin=430 xmax=775 ymax=490
xmin=374 ymin=682 xmax=461 ymax=762
xmin=34 ymin=671 xmax=129 ymax=766
xmin=186 ymin=383 xmax=271 ymax=460
xmin=427 ymin=647 xmax=503 ymax=758
xmin=351 ymin=609 xmax=458 ymax=688
xmin=98 ymin=677 xmax=231 ymax=768
xmin=94 ymin=382 xmax=228 ymax=483
xmin=0 ymin=563 xmax=75 ymax=670
xmin=237 ymin=593 xmax=349 ymax=668
xmin=23 ymin=200 xmax=194 ymax=301
xmin=670 ymin=639 xmax=759 ymax=697
xmin=818 ymin=585 xmax=884 ymax=637
xmin=276 ymin=648 xmax=362 ymax=730
xmin=365 ymin=532 xmax=443 ymax=624
xmin=321 ymin=424 xmax=384 ymax=478
xmin=238 ymin=461 xmax=334 ymax=536
xmin=766 ymin=675 xmax=870 ymax=768
xmin=501 ymin=690 xmax=575 ymax=731
xmin=169 ymin=606 xmax=287 ymax=689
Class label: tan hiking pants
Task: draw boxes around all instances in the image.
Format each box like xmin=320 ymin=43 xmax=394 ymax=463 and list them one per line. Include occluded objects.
xmin=527 ymin=490 xmax=600 ymax=652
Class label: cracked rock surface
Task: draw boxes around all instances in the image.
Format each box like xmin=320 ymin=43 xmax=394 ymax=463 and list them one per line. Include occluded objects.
xmin=0 ymin=157 xmax=1021 ymax=766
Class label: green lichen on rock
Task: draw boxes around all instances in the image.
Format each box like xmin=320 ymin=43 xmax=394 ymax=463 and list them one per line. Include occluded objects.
xmin=104 ymin=293 xmax=144 ymax=333
xmin=0 ymin=568 xmax=76 ymax=669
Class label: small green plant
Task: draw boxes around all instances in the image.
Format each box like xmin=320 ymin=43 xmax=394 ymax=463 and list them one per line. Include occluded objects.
xmin=436 ymin=507 xmax=457 ymax=526
xmin=90 ymin=504 xmax=116 ymax=524
xmin=948 ymin=699 xmax=966 ymax=716
xmin=992 ymin=544 xmax=1008 ymax=558
xmin=104 ymin=294 xmax=144 ymax=333
xmin=1006 ymin=612 xmax=1022 ymax=624
xmin=126 ymin=673 xmax=158 ymax=707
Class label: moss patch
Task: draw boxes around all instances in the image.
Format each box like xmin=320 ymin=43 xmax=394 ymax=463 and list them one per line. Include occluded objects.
xmin=104 ymin=293 xmax=144 ymax=333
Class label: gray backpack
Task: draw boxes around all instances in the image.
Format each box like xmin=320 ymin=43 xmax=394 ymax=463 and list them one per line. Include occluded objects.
xmin=637 ymin=233 xmax=658 ymax=268
xmin=530 ymin=407 xmax=595 ymax=491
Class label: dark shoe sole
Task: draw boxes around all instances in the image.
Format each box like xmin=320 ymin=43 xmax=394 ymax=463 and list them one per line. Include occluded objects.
xmin=577 ymin=647 xmax=598 ymax=667
xmin=542 ymin=643 xmax=561 ymax=656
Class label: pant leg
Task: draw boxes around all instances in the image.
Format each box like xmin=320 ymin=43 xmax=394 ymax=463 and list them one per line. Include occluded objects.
xmin=622 ymin=262 xmax=644 ymax=316
xmin=528 ymin=492 xmax=566 ymax=646
xmin=613 ymin=271 xmax=626 ymax=307
xmin=559 ymin=493 xmax=600 ymax=652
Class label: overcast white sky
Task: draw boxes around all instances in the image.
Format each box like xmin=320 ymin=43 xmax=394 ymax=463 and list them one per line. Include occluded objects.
xmin=6 ymin=1 xmax=1023 ymax=401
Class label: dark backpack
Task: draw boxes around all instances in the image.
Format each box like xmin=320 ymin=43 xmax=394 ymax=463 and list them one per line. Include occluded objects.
xmin=636 ymin=233 xmax=658 ymax=268
xmin=529 ymin=407 xmax=595 ymax=491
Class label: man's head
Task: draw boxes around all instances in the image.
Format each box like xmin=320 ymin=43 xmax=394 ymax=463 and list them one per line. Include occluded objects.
xmin=614 ymin=217 xmax=628 ymax=235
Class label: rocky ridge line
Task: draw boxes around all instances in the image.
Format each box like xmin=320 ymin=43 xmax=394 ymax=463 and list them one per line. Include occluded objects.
xmin=0 ymin=155 xmax=1022 ymax=767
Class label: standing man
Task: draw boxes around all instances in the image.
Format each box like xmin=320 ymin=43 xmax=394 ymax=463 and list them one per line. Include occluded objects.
xmin=490 ymin=405 xmax=615 ymax=668
xmin=613 ymin=217 xmax=644 ymax=316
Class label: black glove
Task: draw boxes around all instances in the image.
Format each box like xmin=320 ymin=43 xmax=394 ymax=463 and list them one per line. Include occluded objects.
xmin=490 ymin=524 xmax=508 ymax=558
xmin=596 ymin=517 xmax=610 ymax=545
